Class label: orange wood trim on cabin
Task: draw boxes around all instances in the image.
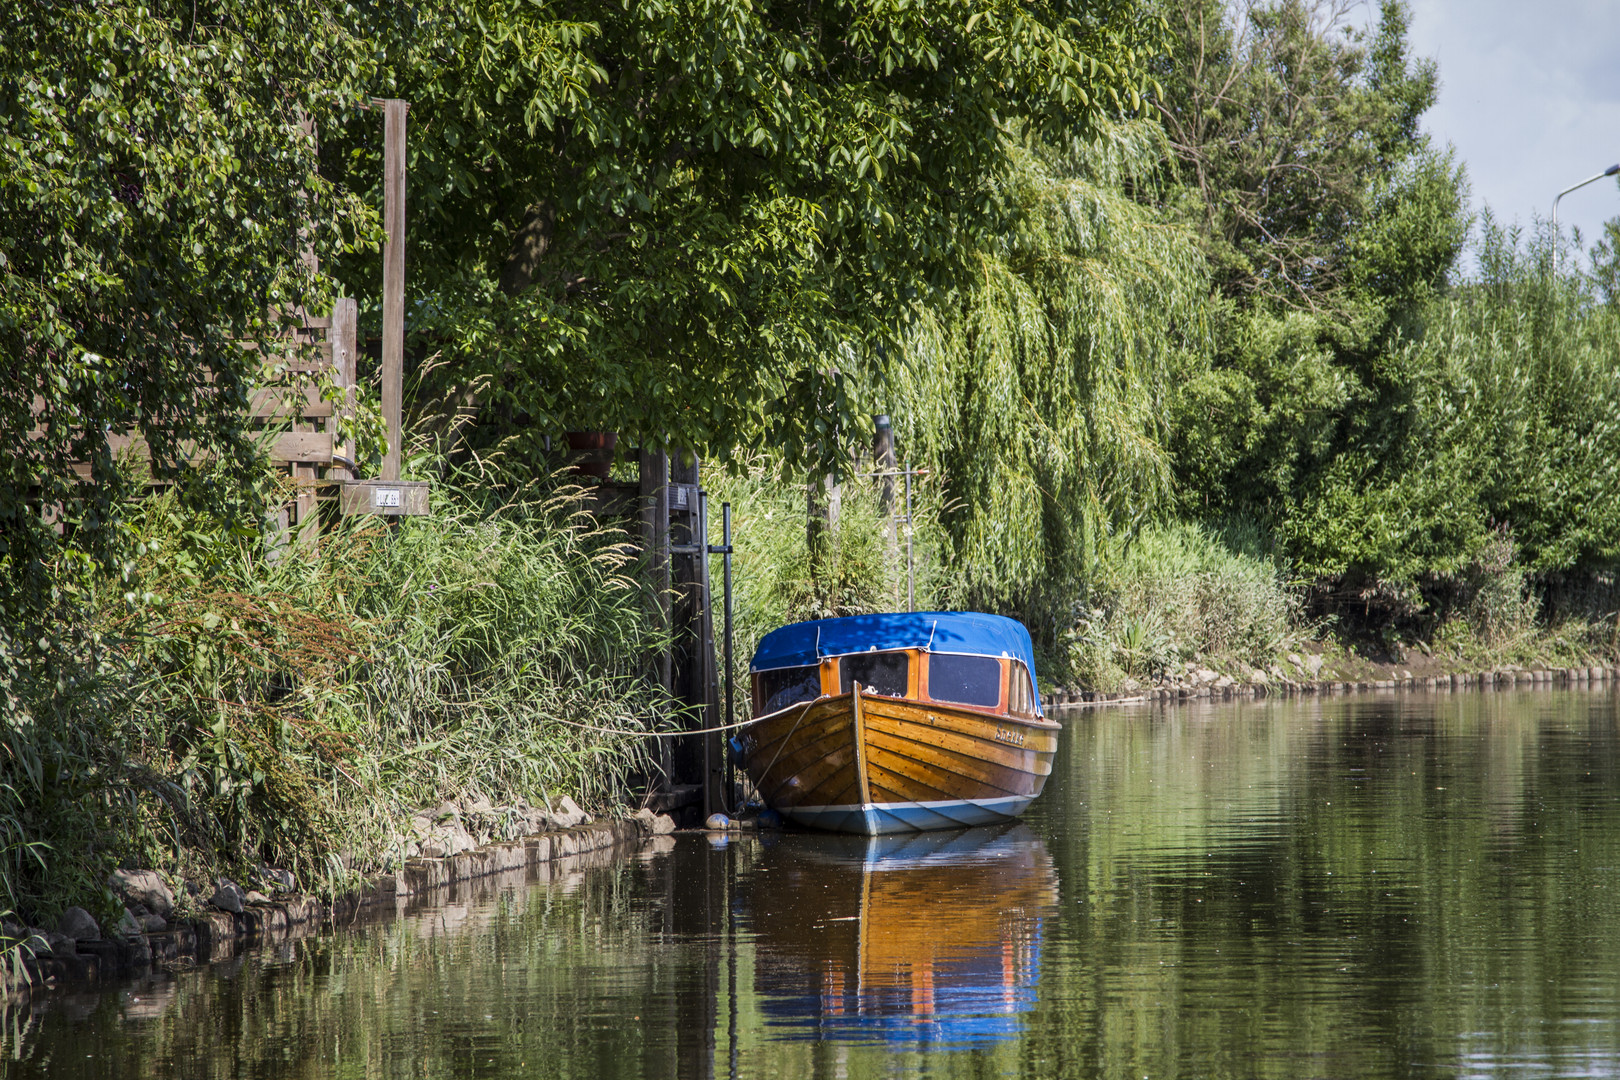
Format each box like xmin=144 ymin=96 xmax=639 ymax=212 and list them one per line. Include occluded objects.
xmin=752 ymin=649 xmax=1056 ymax=726
xmin=850 ymin=683 xmax=874 ymax=805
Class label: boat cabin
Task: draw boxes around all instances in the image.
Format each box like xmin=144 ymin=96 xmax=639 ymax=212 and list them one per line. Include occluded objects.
xmin=750 ymin=612 xmax=1042 ymax=719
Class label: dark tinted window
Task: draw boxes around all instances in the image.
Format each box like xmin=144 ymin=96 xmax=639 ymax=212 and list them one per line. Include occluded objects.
xmin=839 ymin=651 xmax=910 ymax=697
xmin=929 ymin=654 xmax=1002 ymax=708
xmin=756 ymin=665 xmax=821 ymax=714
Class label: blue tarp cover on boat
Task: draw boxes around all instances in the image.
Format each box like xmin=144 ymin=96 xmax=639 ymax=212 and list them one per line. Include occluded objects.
xmin=751 ymin=611 xmax=1039 ymax=679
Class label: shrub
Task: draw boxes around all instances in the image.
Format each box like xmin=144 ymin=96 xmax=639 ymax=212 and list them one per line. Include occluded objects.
xmin=0 ymin=469 xmax=674 ymax=922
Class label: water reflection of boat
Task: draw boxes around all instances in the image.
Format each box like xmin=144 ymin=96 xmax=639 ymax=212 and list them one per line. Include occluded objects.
xmin=743 ymin=824 xmax=1058 ymax=1046
xmin=740 ymin=612 xmax=1062 ymax=834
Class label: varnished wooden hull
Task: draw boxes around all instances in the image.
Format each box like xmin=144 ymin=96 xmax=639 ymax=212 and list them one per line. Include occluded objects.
xmin=738 ymin=687 xmax=1061 ymax=835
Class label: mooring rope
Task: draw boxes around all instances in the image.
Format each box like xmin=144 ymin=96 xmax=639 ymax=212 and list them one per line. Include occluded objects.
xmin=541 ymin=712 xmax=766 ymax=738
xmin=751 ymin=696 xmax=819 ymax=794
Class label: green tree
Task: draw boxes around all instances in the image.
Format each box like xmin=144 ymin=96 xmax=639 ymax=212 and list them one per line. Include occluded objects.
xmin=1152 ymin=0 xmax=1473 ymax=612
xmin=0 ymin=0 xmax=374 ymax=634
xmin=891 ymin=123 xmax=1207 ymax=635
xmin=320 ymin=0 xmax=1167 ymax=469
xmin=1151 ymin=0 xmax=1443 ymax=308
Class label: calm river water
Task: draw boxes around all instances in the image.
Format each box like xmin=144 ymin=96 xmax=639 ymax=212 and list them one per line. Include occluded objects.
xmin=9 ymin=690 xmax=1620 ymax=1079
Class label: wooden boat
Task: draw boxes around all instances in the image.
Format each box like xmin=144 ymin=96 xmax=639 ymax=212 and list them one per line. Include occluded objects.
xmin=737 ymin=612 xmax=1061 ymax=834
xmin=744 ymin=824 xmax=1058 ymax=1045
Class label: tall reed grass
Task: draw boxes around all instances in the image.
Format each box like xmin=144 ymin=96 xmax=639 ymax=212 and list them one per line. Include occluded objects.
xmin=1066 ymin=520 xmax=1307 ymax=688
xmin=703 ymin=454 xmax=945 ymax=704
xmin=0 ymin=468 xmax=674 ymax=929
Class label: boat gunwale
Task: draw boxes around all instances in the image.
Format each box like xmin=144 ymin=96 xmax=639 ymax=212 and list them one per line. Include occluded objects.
xmin=748 ymin=689 xmax=1062 ymax=731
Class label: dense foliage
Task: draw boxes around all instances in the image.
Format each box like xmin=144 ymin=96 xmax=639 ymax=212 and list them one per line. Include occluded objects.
xmin=0 ymin=0 xmax=375 ymax=633
xmin=891 ymin=124 xmax=1205 ymax=634
xmin=1148 ymin=0 xmax=1620 ymax=638
xmin=1 ymin=478 xmax=671 ymax=924
xmin=319 ymin=0 xmax=1166 ymax=469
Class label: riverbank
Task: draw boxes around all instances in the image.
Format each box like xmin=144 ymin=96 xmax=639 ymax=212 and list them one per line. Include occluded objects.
xmin=5 ymin=809 xmax=683 ymax=1004
xmin=0 ymin=476 xmax=684 ymax=970
xmin=1045 ymin=660 xmax=1620 ymax=706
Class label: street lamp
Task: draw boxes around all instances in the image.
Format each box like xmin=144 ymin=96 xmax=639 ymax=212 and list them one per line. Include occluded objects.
xmin=1552 ymin=163 xmax=1620 ymax=271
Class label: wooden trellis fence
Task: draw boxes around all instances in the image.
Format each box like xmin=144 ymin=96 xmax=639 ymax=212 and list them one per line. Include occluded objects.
xmin=31 ymin=97 xmax=428 ymax=543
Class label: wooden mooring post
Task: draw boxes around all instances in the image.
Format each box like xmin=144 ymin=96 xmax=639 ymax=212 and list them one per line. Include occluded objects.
xmin=380 ymin=98 xmax=407 ymax=483
xmin=619 ymin=445 xmax=734 ymax=820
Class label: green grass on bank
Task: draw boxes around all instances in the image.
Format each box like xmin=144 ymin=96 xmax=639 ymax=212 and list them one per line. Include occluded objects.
xmin=0 ymin=470 xmax=675 ymax=935
xmin=1066 ymin=521 xmax=1308 ymax=689
xmin=1063 ymin=520 xmax=1620 ymax=692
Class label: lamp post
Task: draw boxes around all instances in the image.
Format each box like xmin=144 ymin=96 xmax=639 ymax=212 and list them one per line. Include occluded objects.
xmin=1552 ymin=163 xmax=1620 ymax=272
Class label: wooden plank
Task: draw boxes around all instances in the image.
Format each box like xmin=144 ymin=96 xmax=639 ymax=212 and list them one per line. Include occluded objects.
xmin=242 ymin=339 xmax=334 ymax=370
xmin=330 ymin=297 xmax=358 ymax=481
xmin=851 ymin=685 xmax=873 ymax=805
xmin=86 ymin=430 xmax=332 ymax=465
xmin=337 ymin=479 xmax=430 ymax=517
xmin=639 ymin=448 xmax=672 ymax=706
xmin=380 ymin=98 xmax=407 ymax=482
xmin=249 ymin=387 xmax=333 ymax=419
xmin=269 ymin=432 xmax=333 ymax=463
xmin=863 ymin=725 xmax=1034 ymax=797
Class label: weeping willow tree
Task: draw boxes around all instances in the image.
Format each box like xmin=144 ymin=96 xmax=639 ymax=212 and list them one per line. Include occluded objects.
xmin=888 ymin=122 xmax=1208 ymax=639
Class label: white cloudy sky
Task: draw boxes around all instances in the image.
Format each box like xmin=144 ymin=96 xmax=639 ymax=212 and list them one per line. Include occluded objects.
xmin=1404 ymin=0 xmax=1620 ymax=254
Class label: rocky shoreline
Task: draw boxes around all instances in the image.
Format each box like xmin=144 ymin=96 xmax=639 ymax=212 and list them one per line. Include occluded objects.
xmin=1043 ymin=662 xmax=1620 ymax=707
xmin=6 ymin=806 xmax=681 ymax=1004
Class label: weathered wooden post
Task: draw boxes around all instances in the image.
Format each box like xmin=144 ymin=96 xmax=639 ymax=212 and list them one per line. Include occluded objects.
xmin=329 ymin=298 xmax=359 ymax=481
xmin=336 ymin=97 xmax=429 ymax=520
xmin=873 ymin=414 xmax=898 ymax=606
xmin=639 ymin=446 xmax=673 ymax=782
xmin=806 ymin=470 xmax=840 ymax=583
xmin=720 ymin=502 xmax=735 ymax=807
xmin=380 ymin=98 xmax=407 ymax=483
xmin=697 ymin=490 xmax=724 ymax=817
xmin=873 ymin=414 xmax=896 ymax=512
xmin=670 ymin=451 xmax=704 ymax=805
xmin=904 ymin=461 xmax=915 ymax=611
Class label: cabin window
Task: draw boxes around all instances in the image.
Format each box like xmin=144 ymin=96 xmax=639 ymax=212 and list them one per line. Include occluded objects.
xmin=1007 ymin=661 xmax=1036 ymax=716
xmin=839 ymin=651 xmax=910 ymax=698
xmin=756 ymin=665 xmax=822 ymax=714
xmin=929 ymin=653 xmax=1002 ymax=708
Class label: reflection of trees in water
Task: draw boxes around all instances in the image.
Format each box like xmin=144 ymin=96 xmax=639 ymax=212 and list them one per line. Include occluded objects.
xmin=12 ymin=695 xmax=1620 ymax=1080
xmin=5 ymin=847 xmax=686 ymax=1080
xmin=1041 ymin=693 xmax=1620 ymax=1079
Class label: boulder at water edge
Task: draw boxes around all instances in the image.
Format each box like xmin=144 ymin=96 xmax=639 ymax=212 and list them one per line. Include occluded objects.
xmin=209 ymin=880 xmax=246 ymax=914
xmin=109 ymin=869 xmax=175 ymax=919
xmin=630 ymin=809 xmax=677 ymax=836
xmin=57 ymin=905 xmax=101 ymax=942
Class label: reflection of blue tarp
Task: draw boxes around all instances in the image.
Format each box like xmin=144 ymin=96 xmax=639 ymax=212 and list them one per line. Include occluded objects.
xmin=751 ymin=612 xmax=1039 ymax=694
xmin=783 ymin=945 xmax=1042 ymax=1048
xmin=749 ymin=826 xmax=1051 ymax=1049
